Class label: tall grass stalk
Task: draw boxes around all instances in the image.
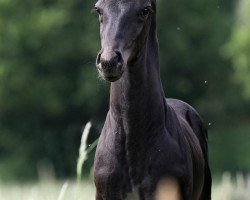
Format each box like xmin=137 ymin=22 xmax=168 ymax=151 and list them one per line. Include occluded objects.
xmin=57 ymin=182 xmax=69 ymax=200
xmin=77 ymin=122 xmax=92 ymax=183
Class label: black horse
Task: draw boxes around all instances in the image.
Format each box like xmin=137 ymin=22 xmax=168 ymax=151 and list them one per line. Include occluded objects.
xmin=93 ymin=0 xmax=212 ymax=199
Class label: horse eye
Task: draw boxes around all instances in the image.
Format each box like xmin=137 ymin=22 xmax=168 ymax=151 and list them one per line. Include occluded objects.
xmin=140 ymin=7 xmax=150 ymax=16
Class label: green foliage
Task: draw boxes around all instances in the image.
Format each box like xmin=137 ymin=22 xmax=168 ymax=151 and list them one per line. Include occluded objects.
xmin=0 ymin=0 xmax=105 ymax=180
xmin=157 ymin=0 xmax=239 ymax=123
xmin=209 ymin=126 xmax=250 ymax=175
xmin=224 ymin=0 xmax=250 ymax=99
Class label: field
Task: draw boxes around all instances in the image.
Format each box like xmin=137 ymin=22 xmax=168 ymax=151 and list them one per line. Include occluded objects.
xmin=0 ymin=180 xmax=94 ymax=200
xmin=1 ymin=124 xmax=249 ymax=200
xmin=0 ymin=173 xmax=250 ymax=200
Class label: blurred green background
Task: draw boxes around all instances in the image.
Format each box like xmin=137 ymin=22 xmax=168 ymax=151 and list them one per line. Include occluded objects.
xmin=0 ymin=0 xmax=249 ymax=182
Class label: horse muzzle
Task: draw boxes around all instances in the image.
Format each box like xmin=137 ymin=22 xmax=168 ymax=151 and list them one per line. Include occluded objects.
xmin=96 ymin=50 xmax=124 ymax=82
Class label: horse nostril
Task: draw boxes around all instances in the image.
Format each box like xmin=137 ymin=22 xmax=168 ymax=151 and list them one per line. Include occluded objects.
xmin=96 ymin=53 xmax=101 ymax=65
xmin=115 ymin=51 xmax=123 ymax=64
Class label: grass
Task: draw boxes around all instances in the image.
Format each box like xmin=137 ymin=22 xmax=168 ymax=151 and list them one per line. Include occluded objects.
xmin=212 ymin=172 xmax=250 ymax=200
xmin=0 ymin=176 xmax=250 ymax=200
xmin=0 ymin=122 xmax=96 ymax=200
xmin=0 ymin=123 xmax=249 ymax=200
xmin=77 ymin=122 xmax=92 ymax=183
xmin=0 ymin=180 xmax=95 ymax=200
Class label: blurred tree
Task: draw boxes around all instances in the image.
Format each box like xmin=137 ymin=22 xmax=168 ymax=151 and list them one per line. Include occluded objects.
xmin=0 ymin=0 xmax=107 ymax=180
xmin=157 ymin=0 xmax=239 ymax=125
xmin=224 ymin=0 xmax=250 ymax=100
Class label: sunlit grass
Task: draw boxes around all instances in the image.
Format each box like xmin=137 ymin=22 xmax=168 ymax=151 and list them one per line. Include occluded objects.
xmin=212 ymin=172 xmax=250 ymax=200
xmin=0 ymin=175 xmax=250 ymax=200
xmin=0 ymin=180 xmax=95 ymax=200
xmin=77 ymin=122 xmax=92 ymax=183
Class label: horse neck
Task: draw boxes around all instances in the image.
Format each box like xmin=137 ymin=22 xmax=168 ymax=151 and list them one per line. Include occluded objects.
xmin=109 ymin=23 xmax=166 ymax=134
xmin=109 ymin=20 xmax=167 ymax=184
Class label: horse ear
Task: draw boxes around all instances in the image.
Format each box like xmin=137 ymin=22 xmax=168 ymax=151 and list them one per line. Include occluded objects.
xmin=151 ymin=0 xmax=156 ymax=11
